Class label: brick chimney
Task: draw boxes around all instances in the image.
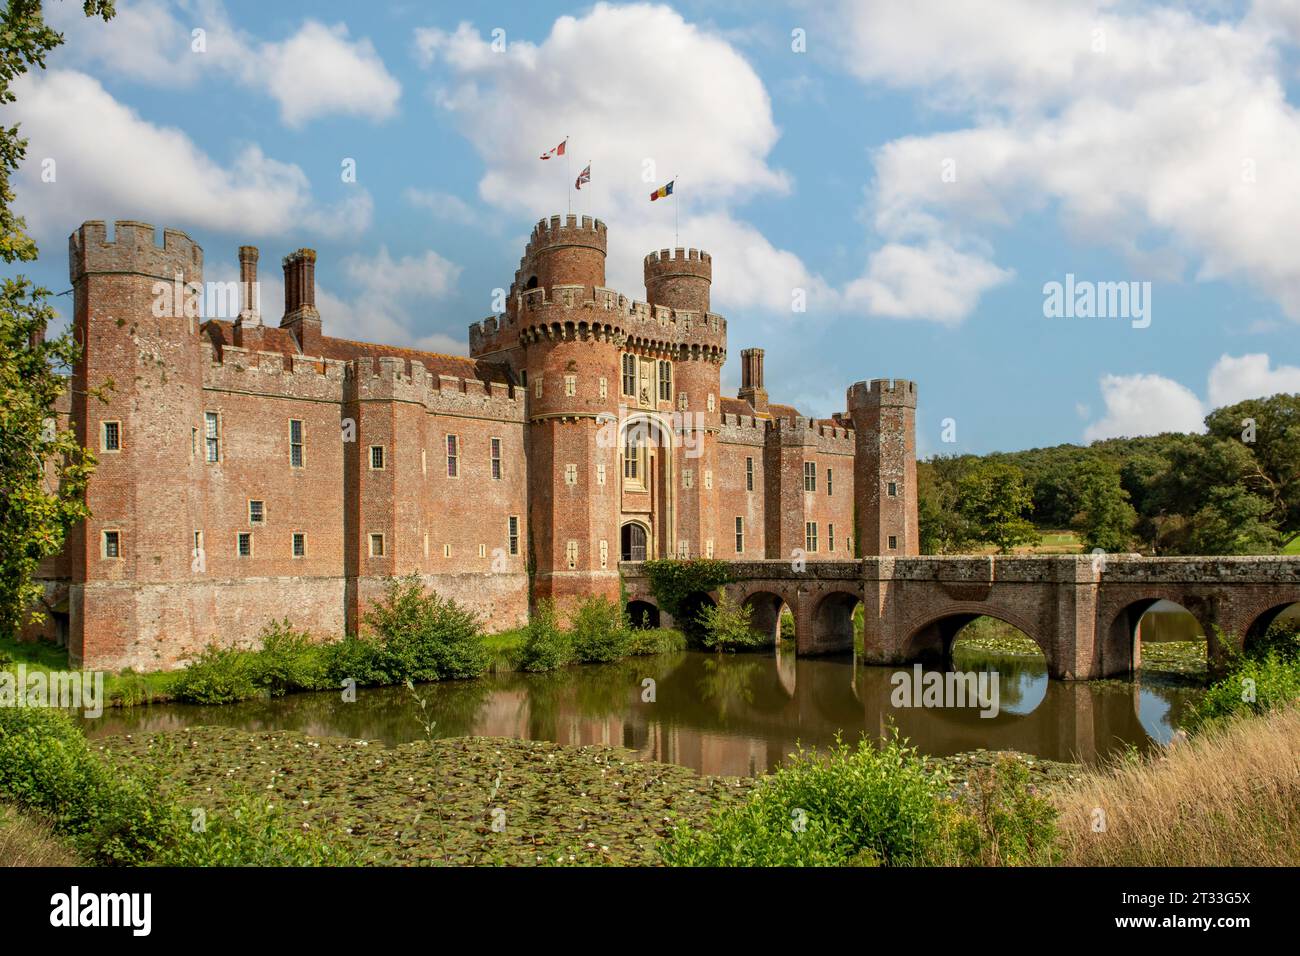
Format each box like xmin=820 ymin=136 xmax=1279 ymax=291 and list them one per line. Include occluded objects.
xmin=738 ymin=347 xmax=768 ymax=414
xmin=233 ymin=245 xmax=264 ymax=350
xmin=280 ymin=248 xmax=321 ymax=354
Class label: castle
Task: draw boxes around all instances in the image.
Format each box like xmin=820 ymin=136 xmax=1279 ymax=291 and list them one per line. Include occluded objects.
xmin=32 ymin=215 xmax=918 ymax=671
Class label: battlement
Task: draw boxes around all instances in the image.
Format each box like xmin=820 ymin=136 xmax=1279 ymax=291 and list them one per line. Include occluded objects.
xmin=69 ymin=219 xmax=203 ymax=284
xmin=643 ymin=247 xmax=712 ymax=274
xmin=525 ymin=214 xmax=608 ymax=255
xmin=847 ymin=378 xmax=918 ymax=411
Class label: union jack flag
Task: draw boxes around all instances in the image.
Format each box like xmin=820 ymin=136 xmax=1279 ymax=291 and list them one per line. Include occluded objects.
xmin=575 ymin=163 xmax=591 ymax=190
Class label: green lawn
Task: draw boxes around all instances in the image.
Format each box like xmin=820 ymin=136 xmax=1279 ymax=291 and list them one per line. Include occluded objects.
xmin=1283 ymin=534 xmax=1300 ymax=555
xmin=0 ymin=634 xmax=176 ymax=705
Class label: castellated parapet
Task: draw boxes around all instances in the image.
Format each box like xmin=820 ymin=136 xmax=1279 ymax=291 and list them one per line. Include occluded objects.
xmin=644 ymin=247 xmax=712 ymax=314
xmin=70 ymin=220 xmax=203 ymax=285
xmin=847 ymin=378 xmax=918 ymax=411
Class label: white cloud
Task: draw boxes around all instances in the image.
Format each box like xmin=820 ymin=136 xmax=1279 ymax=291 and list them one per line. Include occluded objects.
xmin=842 ymin=240 xmax=1013 ymax=324
xmin=834 ymin=0 xmax=1300 ymax=323
xmin=1083 ymin=373 xmax=1207 ymax=441
xmin=404 ymin=189 xmax=479 ymax=225
xmin=1207 ymin=352 xmax=1300 ymax=406
xmin=47 ymin=1 xmax=400 ymax=127
xmin=11 ymin=70 xmax=372 ymax=241
xmin=413 ymin=4 xmax=814 ymax=313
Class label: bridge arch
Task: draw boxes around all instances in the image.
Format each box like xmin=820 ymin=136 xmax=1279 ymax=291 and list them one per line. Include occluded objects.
xmin=1103 ymin=596 xmax=1213 ymax=676
xmin=900 ymin=603 xmax=1050 ymax=670
xmin=1243 ymin=599 xmax=1300 ymax=653
xmin=809 ymin=590 xmax=861 ymax=653
xmin=626 ymin=599 xmax=660 ymax=629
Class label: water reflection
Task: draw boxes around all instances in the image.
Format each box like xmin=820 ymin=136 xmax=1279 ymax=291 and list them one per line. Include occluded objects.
xmin=82 ymin=647 xmax=1203 ymax=777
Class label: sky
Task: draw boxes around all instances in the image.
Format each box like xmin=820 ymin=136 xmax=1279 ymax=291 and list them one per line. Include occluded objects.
xmin=5 ymin=0 xmax=1300 ymax=456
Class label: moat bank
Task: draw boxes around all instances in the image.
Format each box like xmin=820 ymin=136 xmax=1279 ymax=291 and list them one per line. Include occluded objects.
xmin=81 ymin=646 xmax=1203 ymax=774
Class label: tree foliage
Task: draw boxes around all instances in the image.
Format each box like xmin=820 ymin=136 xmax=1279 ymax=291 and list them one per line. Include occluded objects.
xmin=0 ymin=1 xmax=115 ymax=637
xmin=955 ymin=461 xmax=1040 ymax=554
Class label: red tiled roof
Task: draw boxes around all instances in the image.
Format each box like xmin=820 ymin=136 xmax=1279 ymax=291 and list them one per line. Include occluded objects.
xmin=202 ymin=321 xmax=512 ymax=385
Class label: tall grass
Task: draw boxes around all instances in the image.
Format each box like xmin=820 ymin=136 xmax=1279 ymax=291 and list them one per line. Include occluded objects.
xmin=1052 ymin=706 xmax=1300 ymax=866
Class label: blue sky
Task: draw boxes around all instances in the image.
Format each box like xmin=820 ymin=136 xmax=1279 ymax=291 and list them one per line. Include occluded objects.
xmin=7 ymin=0 xmax=1300 ymax=455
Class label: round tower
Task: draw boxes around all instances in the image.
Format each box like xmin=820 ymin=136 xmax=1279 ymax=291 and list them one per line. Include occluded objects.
xmin=513 ymin=214 xmax=607 ymax=302
xmin=644 ymin=247 xmax=711 ymax=313
xmin=846 ymin=379 xmax=919 ymax=557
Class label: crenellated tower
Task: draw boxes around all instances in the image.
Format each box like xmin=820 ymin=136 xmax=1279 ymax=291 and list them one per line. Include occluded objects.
xmin=847 ymin=379 xmax=919 ymax=556
xmin=67 ymin=220 xmax=206 ymax=666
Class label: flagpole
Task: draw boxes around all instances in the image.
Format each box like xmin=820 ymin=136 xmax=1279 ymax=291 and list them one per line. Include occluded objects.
xmin=674 ymin=173 xmax=679 ymax=247
xmin=566 ymin=135 xmax=571 ymax=215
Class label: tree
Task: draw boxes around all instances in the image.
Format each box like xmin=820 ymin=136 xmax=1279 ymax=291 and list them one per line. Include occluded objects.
xmin=1188 ymin=486 xmax=1278 ymax=556
xmin=956 ymin=461 xmax=1040 ymax=554
xmin=1072 ymin=460 xmax=1137 ymax=553
xmin=1205 ymin=394 xmax=1300 ymax=534
xmin=0 ymin=1 xmax=116 ymax=636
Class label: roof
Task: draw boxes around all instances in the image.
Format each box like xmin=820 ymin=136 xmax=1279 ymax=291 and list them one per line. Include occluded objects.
xmin=202 ymin=320 xmax=513 ymax=386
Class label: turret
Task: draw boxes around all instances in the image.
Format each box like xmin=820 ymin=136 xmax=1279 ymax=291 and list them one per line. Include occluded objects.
xmin=847 ymin=379 xmax=918 ymax=557
xmin=644 ymin=247 xmax=711 ymax=313
xmin=738 ymin=347 xmax=768 ymax=414
xmin=513 ymin=214 xmax=607 ymax=304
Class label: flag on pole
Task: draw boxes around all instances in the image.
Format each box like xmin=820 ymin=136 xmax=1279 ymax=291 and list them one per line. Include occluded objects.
xmin=574 ymin=163 xmax=591 ymax=190
xmin=539 ymin=139 xmax=567 ymax=160
xmin=649 ymin=179 xmax=674 ymax=201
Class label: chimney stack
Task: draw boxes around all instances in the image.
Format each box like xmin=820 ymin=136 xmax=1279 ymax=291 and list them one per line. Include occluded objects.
xmin=237 ymin=245 xmax=261 ymax=326
xmin=738 ymin=347 xmax=768 ymax=414
xmin=280 ymin=248 xmax=321 ymax=354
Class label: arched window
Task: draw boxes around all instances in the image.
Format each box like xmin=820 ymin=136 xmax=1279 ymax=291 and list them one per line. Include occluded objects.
xmin=621 ymin=523 xmax=647 ymax=562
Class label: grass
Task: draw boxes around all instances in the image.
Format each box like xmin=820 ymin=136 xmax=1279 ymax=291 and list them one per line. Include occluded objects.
xmin=1283 ymin=533 xmax=1300 ymax=555
xmin=0 ymin=634 xmax=176 ymax=705
xmin=1052 ymin=705 xmax=1300 ymax=866
xmin=0 ymin=803 xmax=83 ymax=866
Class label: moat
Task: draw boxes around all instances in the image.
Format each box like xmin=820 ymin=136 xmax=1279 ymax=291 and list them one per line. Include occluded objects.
xmin=80 ymin=638 xmax=1204 ymax=775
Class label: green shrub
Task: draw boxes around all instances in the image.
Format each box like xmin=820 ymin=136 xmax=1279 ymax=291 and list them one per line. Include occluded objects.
xmin=779 ymin=609 xmax=795 ymax=641
xmin=0 ymin=707 xmax=181 ymax=865
xmin=643 ymin=558 xmax=731 ymax=637
xmin=626 ymin=627 xmax=688 ymax=656
xmin=323 ymin=633 xmax=387 ymax=687
xmin=1246 ymin=616 xmax=1300 ymax=662
xmin=939 ymin=755 xmax=1059 ymax=866
xmin=250 ymin=620 xmax=329 ymax=695
xmin=569 ymin=597 xmax=630 ymax=663
xmin=155 ymin=794 xmax=361 ymax=866
xmin=170 ymin=645 xmax=260 ymax=704
xmin=697 ymin=589 xmax=765 ymax=652
xmin=518 ymin=600 xmax=570 ymax=672
xmin=107 ymin=669 xmax=154 ymax=707
xmin=364 ymin=575 xmax=489 ymax=682
xmin=662 ymin=733 xmax=944 ymax=866
xmin=1185 ymin=650 xmax=1300 ymax=730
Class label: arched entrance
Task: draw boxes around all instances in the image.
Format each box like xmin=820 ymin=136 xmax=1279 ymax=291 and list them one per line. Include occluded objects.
xmin=626 ymin=599 xmax=660 ymax=629
xmin=810 ymin=591 xmax=861 ymax=653
xmin=620 ymin=522 xmax=648 ymax=562
xmin=740 ymin=591 xmax=788 ymax=646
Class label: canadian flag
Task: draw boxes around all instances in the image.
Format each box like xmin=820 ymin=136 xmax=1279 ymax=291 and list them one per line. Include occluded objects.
xmin=539 ymin=139 xmax=567 ymax=160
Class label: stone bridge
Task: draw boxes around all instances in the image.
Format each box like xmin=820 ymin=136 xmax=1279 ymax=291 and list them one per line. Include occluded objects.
xmin=620 ymin=555 xmax=1300 ymax=679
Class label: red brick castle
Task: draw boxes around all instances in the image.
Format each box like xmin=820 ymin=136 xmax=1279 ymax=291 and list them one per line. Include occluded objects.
xmin=36 ymin=215 xmax=918 ymax=670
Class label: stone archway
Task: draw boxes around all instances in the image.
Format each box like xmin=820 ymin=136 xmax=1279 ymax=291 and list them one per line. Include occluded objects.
xmin=620 ymin=521 xmax=648 ymax=562
xmin=809 ymin=591 xmax=861 ymax=653
xmin=901 ymin=603 xmax=1050 ymax=671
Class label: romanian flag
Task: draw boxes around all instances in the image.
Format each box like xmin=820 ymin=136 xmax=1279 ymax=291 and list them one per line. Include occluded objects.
xmin=539 ymin=139 xmax=567 ymax=160
xmin=649 ymin=180 xmax=674 ymax=201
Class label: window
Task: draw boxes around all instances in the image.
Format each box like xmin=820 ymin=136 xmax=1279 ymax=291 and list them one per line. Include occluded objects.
xmin=443 ymin=543 xmax=451 ymax=558
xmin=490 ymin=438 xmax=502 ymax=479
xmin=682 ymin=469 xmax=693 ymax=489
xmin=677 ymin=393 xmax=688 ymax=411
xmin=803 ymin=461 xmax=816 ymax=492
xmin=248 ymin=500 xmax=264 ymax=524
xmin=292 ymin=533 xmax=306 ymax=557
xmin=888 ymin=481 xmax=898 ymax=497
xmin=369 ymin=445 xmax=384 ymax=470
xmin=204 ymin=412 xmax=220 ymax=462
xmin=191 ymin=426 xmax=198 ymax=458
xmin=600 ymin=539 xmax=609 ymax=569
xmin=623 ymin=439 xmax=639 ymax=481
xmin=508 ymin=516 xmax=519 ymax=556
xmin=735 ymin=516 xmax=744 ymax=553
xmin=290 ymin=420 xmax=304 ymax=468
xmin=888 ymin=535 xmax=898 ymax=551
xmin=805 ymin=521 xmax=818 ymax=553
xmin=237 ymin=532 xmax=252 ymax=557
xmin=565 ymin=463 xmax=578 ymax=485
xmin=193 ymin=531 xmax=203 ymax=553
xmin=446 ymin=435 xmax=459 ymax=477
xmin=828 ymin=524 xmax=835 ymax=552
xmin=101 ymin=420 xmax=120 ymax=452
xmin=478 ymin=544 xmax=486 ymax=558
xmin=596 ymin=462 xmax=606 ymax=485
xmin=657 ymin=360 xmax=672 ymax=401
xmin=746 ymin=457 xmax=754 ymax=492
xmin=704 ymin=470 xmax=713 ymax=490
xmin=621 ymin=353 xmax=636 ymax=396
xmin=564 ymin=374 xmax=576 ymax=396
xmin=707 ymin=394 xmax=715 ymax=412
xmin=421 ymin=449 xmax=427 ymax=475
xmin=705 ymin=538 xmax=714 ymax=558
xmin=369 ymin=533 xmax=385 ymax=557
xmin=103 ymin=530 xmax=121 ymax=559
xmin=534 ymin=378 xmax=542 ymax=399
xmin=519 ymin=369 xmax=528 ymax=388
xmin=566 ymin=540 xmax=578 ymax=569
xmin=598 ymin=377 xmax=607 ymax=399
xmin=827 ymin=468 xmax=833 ymax=496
